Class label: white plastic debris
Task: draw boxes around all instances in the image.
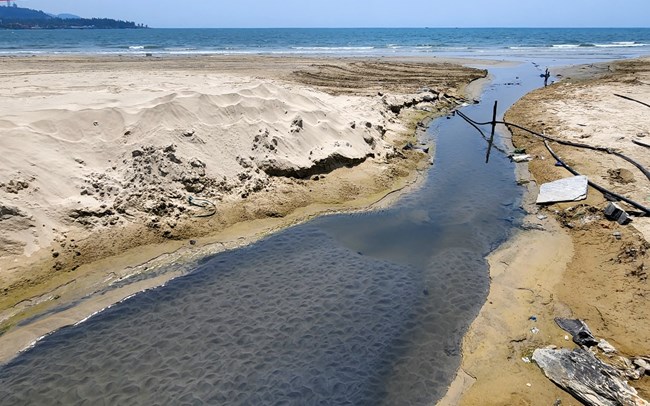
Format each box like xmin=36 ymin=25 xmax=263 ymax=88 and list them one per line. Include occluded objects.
xmin=522 ymin=357 xmax=531 ymax=363
xmin=536 ymin=175 xmax=588 ymax=204
xmin=531 ymin=327 xmax=540 ymax=334
xmin=512 ymin=154 xmax=533 ymax=163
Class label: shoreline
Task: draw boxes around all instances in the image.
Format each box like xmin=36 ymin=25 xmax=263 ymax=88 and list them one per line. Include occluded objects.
xmin=0 ymin=55 xmax=490 ymax=365
xmin=445 ymin=57 xmax=650 ymax=404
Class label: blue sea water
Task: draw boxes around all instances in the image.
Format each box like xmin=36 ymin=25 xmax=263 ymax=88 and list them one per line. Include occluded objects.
xmin=2 ymin=27 xmax=650 ymax=60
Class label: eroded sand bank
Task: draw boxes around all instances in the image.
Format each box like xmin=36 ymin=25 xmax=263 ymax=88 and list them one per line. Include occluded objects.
xmin=0 ymin=55 xmax=489 ymax=362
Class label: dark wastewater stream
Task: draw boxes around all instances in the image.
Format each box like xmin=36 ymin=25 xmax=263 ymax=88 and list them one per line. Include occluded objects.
xmin=0 ymin=63 xmax=545 ymax=405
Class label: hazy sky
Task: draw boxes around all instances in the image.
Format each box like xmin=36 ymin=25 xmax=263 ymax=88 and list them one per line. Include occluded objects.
xmin=16 ymin=0 xmax=650 ymax=28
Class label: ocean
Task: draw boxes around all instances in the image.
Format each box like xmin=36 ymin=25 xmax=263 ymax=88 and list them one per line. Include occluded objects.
xmin=2 ymin=27 xmax=650 ymax=61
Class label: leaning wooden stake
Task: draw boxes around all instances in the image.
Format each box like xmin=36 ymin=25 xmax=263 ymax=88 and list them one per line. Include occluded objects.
xmin=485 ymin=100 xmax=498 ymax=163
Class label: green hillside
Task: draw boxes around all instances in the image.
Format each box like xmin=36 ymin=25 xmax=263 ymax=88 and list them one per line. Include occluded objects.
xmin=0 ymin=5 xmax=146 ymax=29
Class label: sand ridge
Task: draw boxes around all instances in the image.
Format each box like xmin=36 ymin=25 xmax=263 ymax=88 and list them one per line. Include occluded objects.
xmin=0 ymin=55 xmax=486 ymax=357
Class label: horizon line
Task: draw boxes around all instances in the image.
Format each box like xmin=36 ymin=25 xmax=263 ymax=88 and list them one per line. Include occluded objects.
xmin=144 ymin=26 xmax=650 ymax=30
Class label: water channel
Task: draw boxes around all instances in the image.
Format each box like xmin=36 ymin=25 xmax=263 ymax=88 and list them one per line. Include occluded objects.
xmin=0 ymin=63 xmax=545 ymax=405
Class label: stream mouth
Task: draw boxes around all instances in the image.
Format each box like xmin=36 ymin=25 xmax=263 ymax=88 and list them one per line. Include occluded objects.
xmin=0 ymin=64 xmax=543 ymax=405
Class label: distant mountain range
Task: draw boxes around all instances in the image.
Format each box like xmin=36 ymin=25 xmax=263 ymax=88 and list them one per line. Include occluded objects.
xmin=0 ymin=5 xmax=147 ymax=29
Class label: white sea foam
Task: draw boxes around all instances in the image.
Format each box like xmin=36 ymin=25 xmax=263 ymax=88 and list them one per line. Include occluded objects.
xmin=74 ymin=308 xmax=109 ymax=326
xmin=594 ymin=42 xmax=648 ymax=48
xmin=291 ymin=46 xmax=375 ymax=50
xmin=163 ymin=47 xmax=197 ymax=52
xmin=552 ymin=44 xmax=581 ymax=48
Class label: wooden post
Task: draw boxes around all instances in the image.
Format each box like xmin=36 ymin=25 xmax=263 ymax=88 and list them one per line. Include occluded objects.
xmin=486 ymin=100 xmax=498 ymax=163
xmin=544 ymin=68 xmax=550 ymax=87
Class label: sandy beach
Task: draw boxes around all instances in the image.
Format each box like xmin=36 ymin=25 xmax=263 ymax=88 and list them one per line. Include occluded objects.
xmin=0 ymin=55 xmax=489 ymax=362
xmin=2 ymin=52 xmax=648 ymax=404
xmin=446 ymin=57 xmax=650 ymax=404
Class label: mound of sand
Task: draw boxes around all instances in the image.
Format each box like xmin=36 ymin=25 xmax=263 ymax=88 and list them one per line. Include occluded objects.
xmin=0 ymin=73 xmax=393 ymax=270
xmin=0 ymin=56 xmax=485 ymax=343
xmin=0 ymin=71 xmax=448 ymax=256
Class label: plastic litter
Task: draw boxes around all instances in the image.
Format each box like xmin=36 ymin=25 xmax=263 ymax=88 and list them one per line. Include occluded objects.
xmin=604 ymin=202 xmax=631 ymax=225
xmin=512 ymin=154 xmax=532 ymax=163
xmin=597 ymin=339 xmax=617 ymax=354
xmin=555 ymin=318 xmax=598 ymax=347
xmin=536 ymin=176 xmax=588 ymax=204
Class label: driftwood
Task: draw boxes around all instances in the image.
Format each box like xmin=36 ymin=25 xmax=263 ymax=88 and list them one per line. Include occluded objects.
xmin=455 ymin=108 xmax=650 ymax=182
xmin=614 ymin=93 xmax=650 ymax=109
xmin=533 ymin=348 xmax=649 ymax=406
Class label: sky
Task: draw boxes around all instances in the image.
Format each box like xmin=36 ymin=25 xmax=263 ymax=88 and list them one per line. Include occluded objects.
xmin=15 ymin=0 xmax=650 ymax=29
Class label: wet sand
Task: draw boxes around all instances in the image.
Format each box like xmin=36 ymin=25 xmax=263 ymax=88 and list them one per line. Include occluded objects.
xmin=447 ymin=57 xmax=650 ymax=404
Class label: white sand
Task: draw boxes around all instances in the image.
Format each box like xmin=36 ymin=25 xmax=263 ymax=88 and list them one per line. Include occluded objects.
xmin=0 ymin=69 xmax=395 ymax=260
